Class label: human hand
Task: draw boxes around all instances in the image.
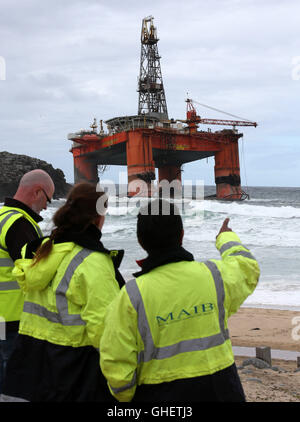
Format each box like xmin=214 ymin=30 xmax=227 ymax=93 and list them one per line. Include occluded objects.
xmin=216 ymin=218 xmax=232 ymax=238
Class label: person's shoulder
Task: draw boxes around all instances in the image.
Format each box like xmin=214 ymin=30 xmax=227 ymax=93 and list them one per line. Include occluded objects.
xmin=78 ymin=248 xmax=114 ymax=267
xmin=23 ymin=237 xmax=47 ymax=258
xmin=7 ymin=214 xmax=36 ymax=232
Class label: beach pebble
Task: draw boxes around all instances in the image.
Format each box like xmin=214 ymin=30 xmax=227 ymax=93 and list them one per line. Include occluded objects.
xmin=242 ymin=369 xmax=254 ymax=375
xmin=271 ymin=366 xmax=287 ymax=373
xmin=242 ymin=358 xmax=271 ymax=369
xmin=246 ymin=378 xmax=262 ymax=384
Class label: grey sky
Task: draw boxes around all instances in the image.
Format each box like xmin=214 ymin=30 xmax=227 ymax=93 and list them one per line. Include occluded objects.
xmin=0 ymin=0 xmax=299 ymax=187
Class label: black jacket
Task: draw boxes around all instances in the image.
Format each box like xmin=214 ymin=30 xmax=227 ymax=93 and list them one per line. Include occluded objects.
xmin=1 ymin=198 xmax=43 ymax=331
xmin=4 ymin=198 xmax=43 ymax=261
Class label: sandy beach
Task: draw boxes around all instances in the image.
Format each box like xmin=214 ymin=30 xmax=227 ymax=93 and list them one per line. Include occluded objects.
xmin=229 ymin=307 xmax=300 ymax=402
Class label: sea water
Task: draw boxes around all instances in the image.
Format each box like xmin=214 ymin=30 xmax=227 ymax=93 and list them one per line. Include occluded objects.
xmin=36 ymin=186 xmax=300 ymax=311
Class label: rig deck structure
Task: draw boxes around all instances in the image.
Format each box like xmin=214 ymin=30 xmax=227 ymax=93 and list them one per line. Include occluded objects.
xmin=68 ymin=16 xmax=257 ymax=200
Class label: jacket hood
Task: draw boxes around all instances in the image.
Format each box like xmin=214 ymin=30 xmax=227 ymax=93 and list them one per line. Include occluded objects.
xmin=12 ymin=241 xmax=76 ymax=292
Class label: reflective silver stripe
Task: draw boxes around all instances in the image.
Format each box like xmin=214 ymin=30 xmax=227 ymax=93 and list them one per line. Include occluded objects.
xmin=125 ymin=267 xmax=229 ymax=366
xmin=109 ymin=371 xmax=137 ymax=395
xmin=0 ymin=210 xmax=41 ymax=252
xmin=23 ymin=301 xmax=59 ymax=323
xmin=0 ymin=210 xmax=20 ymax=222
xmin=126 ymin=278 xmax=154 ymax=362
xmin=0 ymin=281 xmax=20 ymax=290
xmin=0 ymin=394 xmax=29 ymax=402
xmin=0 ymin=209 xmax=42 ymax=239
xmin=0 ymin=213 xmax=20 ymax=292
xmin=23 ymin=248 xmax=93 ymax=326
xmin=0 ymin=211 xmax=21 ymax=251
xmin=219 ymin=241 xmax=249 ymax=255
xmin=229 ymin=251 xmax=256 ymax=260
xmin=0 ymin=211 xmax=21 ymax=231
xmin=0 ymin=257 xmax=14 ymax=267
xmin=34 ymin=224 xmax=43 ymax=238
xmin=55 ymin=248 xmax=92 ymax=322
xmin=138 ymin=331 xmax=229 ymax=364
xmin=0 ymin=211 xmax=41 ymax=293
xmin=204 ymin=260 xmax=228 ymax=341
xmin=23 ymin=301 xmax=81 ymax=325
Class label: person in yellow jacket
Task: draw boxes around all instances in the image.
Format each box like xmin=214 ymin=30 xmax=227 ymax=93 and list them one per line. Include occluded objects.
xmin=1 ymin=183 xmax=125 ymax=402
xmin=0 ymin=169 xmax=54 ymax=394
xmin=100 ymin=199 xmax=260 ymax=402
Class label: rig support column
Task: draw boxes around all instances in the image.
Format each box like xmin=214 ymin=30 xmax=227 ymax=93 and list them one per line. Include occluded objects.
xmin=158 ymin=165 xmax=182 ymax=183
xmin=158 ymin=165 xmax=182 ymax=197
xmin=214 ymin=140 xmax=242 ymax=200
xmin=73 ymin=151 xmax=99 ymax=185
xmin=126 ymin=131 xmax=155 ymax=196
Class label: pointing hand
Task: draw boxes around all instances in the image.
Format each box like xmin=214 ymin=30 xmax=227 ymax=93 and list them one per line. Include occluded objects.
xmin=217 ymin=218 xmax=232 ymax=238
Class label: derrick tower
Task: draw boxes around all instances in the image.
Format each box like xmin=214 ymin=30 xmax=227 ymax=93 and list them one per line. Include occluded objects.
xmin=138 ymin=16 xmax=168 ymax=119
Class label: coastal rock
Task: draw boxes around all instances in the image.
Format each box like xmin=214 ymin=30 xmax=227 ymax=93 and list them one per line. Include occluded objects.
xmin=242 ymin=358 xmax=271 ymax=369
xmin=0 ymin=151 xmax=72 ymax=201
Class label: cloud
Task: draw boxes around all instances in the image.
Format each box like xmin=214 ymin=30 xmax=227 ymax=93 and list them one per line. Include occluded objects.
xmin=0 ymin=0 xmax=299 ymax=186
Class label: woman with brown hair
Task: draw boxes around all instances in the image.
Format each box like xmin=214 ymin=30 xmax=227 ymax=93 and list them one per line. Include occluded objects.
xmin=1 ymin=183 xmax=124 ymax=402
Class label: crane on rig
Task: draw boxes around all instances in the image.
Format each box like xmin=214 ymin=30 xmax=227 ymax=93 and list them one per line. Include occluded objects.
xmin=180 ymin=98 xmax=257 ymax=133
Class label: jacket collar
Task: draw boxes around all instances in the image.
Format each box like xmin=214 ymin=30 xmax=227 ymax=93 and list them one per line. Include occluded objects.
xmin=133 ymin=246 xmax=194 ymax=277
xmin=54 ymin=224 xmax=107 ymax=252
xmin=25 ymin=224 xmax=124 ymax=268
xmin=55 ymin=224 xmax=125 ymax=268
xmin=4 ymin=197 xmax=43 ymax=222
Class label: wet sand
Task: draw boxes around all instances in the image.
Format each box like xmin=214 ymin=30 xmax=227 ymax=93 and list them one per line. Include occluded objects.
xmin=229 ymin=307 xmax=300 ymax=351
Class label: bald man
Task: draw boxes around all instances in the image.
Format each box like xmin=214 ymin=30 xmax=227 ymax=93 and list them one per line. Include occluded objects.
xmin=0 ymin=169 xmax=54 ymax=392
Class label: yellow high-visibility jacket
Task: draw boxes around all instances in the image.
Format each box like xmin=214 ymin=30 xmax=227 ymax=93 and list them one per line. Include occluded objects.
xmin=100 ymin=231 xmax=260 ymax=402
xmin=0 ymin=206 xmax=43 ymax=322
xmin=13 ymin=239 xmax=121 ymax=348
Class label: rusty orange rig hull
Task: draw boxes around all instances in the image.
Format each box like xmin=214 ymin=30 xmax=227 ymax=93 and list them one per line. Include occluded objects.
xmin=69 ymin=125 xmax=243 ymax=200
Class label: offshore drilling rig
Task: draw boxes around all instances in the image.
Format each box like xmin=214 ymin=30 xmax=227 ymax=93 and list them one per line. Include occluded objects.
xmin=68 ymin=16 xmax=257 ymax=200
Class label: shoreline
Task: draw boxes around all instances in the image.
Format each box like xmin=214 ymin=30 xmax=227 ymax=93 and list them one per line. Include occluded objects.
xmin=228 ymin=307 xmax=300 ymax=352
xmin=241 ymin=304 xmax=300 ymax=312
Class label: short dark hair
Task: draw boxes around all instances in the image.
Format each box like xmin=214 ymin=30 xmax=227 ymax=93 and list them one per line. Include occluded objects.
xmin=137 ymin=199 xmax=183 ymax=252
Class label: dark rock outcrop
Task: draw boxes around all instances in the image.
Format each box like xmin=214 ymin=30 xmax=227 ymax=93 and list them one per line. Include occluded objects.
xmin=0 ymin=151 xmax=72 ymax=202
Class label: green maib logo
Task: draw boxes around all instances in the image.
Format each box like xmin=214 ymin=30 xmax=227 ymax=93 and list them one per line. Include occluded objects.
xmin=156 ymin=303 xmax=215 ymax=326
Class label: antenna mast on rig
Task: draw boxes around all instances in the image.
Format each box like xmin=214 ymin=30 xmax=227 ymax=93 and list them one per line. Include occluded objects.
xmin=138 ymin=16 xmax=168 ymax=119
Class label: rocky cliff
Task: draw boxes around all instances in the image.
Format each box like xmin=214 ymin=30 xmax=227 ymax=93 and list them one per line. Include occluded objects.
xmin=0 ymin=151 xmax=72 ymax=202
